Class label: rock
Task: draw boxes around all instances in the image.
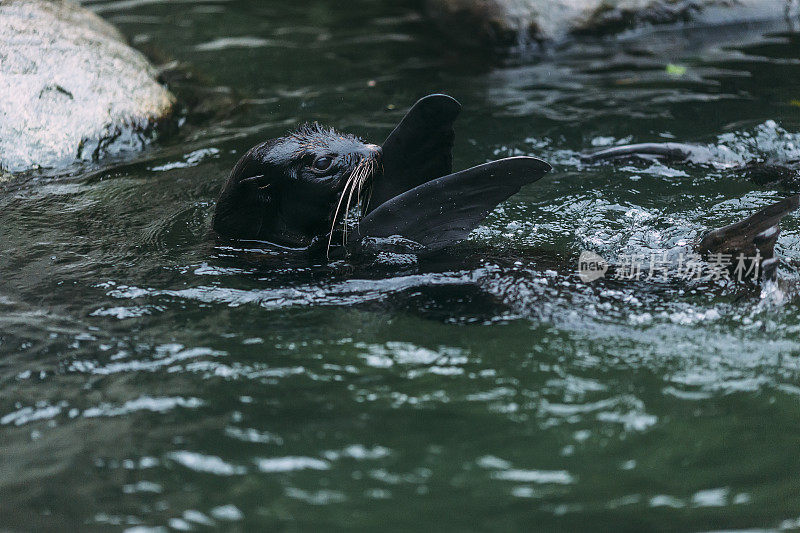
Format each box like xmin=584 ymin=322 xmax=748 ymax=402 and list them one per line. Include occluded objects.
xmin=0 ymin=0 xmax=175 ymax=174
xmin=425 ymin=0 xmax=794 ymax=46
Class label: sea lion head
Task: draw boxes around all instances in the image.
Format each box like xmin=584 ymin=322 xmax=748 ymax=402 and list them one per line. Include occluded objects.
xmin=212 ymin=123 xmax=381 ymax=247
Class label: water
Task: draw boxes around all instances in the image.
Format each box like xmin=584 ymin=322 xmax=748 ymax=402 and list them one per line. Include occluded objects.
xmin=3 ymin=1 xmax=800 ymax=530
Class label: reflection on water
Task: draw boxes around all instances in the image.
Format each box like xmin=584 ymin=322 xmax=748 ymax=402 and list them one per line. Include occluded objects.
xmin=3 ymin=0 xmax=800 ymax=530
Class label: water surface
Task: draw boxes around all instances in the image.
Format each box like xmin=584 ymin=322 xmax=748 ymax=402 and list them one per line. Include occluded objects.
xmin=3 ymin=1 xmax=800 ymax=530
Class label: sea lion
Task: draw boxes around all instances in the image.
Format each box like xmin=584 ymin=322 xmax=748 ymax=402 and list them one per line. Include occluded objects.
xmin=581 ymin=141 xmax=800 ymax=189
xmin=213 ymin=94 xmax=798 ymax=279
xmin=581 ymin=142 xmax=716 ymax=165
xmin=212 ymin=122 xmax=384 ymax=248
xmin=696 ymin=194 xmax=799 ymax=280
xmin=581 ymin=140 xmax=800 ymax=279
xmin=212 ymin=94 xmax=552 ymax=254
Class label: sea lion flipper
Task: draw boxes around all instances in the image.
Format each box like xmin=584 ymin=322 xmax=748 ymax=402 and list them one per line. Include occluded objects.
xmin=697 ymin=195 xmax=800 ymax=280
xmin=356 ymin=156 xmax=551 ymax=253
xmin=367 ymin=94 xmax=461 ymax=213
xmin=581 ymin=142 xmax=711 ymax=164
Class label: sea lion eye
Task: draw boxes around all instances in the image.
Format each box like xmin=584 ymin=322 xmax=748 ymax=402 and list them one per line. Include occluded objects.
xmin=311 ymin=155 xmax=334 ymax=173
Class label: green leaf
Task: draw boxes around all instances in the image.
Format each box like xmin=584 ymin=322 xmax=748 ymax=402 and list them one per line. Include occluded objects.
xmin=665 ymin=63 xmax=687 ymax=76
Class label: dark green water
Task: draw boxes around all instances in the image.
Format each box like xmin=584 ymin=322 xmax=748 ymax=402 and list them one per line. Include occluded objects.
xmin=4 ymin=1 xmax=800 ymax=531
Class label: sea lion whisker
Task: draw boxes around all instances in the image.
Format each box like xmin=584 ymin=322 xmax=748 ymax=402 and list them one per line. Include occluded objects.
xmin=362 ymin=158 xmax=377 ymax=203
xmin=328 ymin=181 xmax=353 ymax=254
xmin=342 ymin=161 xmax=366 ymax=245
xmin=355 ymin=159 xmax=373 ymax=228
xmin=326 ymin=165 xmax=361 ymax=257
xmin=360 ymin=159 xmax=378 ymax=212
xmin=327 ymin=181 xmax=349 ymax=254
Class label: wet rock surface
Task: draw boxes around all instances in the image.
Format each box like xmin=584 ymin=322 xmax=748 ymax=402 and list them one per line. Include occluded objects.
xmin=426 ymin=0 xmax=795 ymax=45
xmin=0 ymin=0 xmax=175 ymax=175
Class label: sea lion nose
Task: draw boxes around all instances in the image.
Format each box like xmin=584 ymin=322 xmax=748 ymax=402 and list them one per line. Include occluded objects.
xmin=361 ymin=144 xmax=381 ymax=162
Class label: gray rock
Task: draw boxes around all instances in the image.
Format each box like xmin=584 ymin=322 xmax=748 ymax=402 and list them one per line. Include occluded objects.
xmin=0 ymin=0 xmax=175 ymax=175
xmin=426 ymin=0 xmax=795 ymax=45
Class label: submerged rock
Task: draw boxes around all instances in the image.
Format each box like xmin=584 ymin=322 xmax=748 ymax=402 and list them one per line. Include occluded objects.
xmin=426 ymin=0 xmax=795 ymax=45
xmin=0 ymin=0 xmax=175 ymax=174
